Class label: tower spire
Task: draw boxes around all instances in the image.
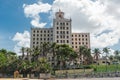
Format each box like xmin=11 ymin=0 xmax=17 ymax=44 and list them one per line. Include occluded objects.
xmin=59 ymin=8 xmax=61 ymax=12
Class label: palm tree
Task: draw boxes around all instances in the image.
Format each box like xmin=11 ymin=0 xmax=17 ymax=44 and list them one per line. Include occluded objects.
xmin=49 ymin=43 xmax=58 ymax=71
xmin=32 ymin=46 xmax=41 ymax=61
xmin=79 ymin=46 xmax=92 ymax=65
xmin=26 ymin=47 xmax=32 ymax=62
xmin=114 ymin=50 xmax=120 ymax=60
xmin=103 ymin=47 xmax=110 ymax=72
xmin=79 ymin=46 xmax=86 ymax=64
xmin=79 ymin=46 xmax=92 ymax=72
xmin=114 ymin=50 xmax=120 ymax=72
xmin=56 ymin=44 xmax=73 ymax=69
xmin=39 ymin=42 xmax=51 ymax=59
xmin=93 ymin=48 xmax=101 ymax=63
xmin=83 ymin=48 xmax=92 ymax=65
xmin=21 ymin=47 xmax=26 ymax=60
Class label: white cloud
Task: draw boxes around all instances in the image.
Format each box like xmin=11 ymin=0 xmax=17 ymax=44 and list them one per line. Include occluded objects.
xmin=52 ymin=0 xmax=120 ymax=48
xmin=15 ymin=0 xmax=120 ymax=53
xmin=12 ymin=31 xmax=30 ymax=54
xmin=23 ymin=1 xmax=51 ymax=28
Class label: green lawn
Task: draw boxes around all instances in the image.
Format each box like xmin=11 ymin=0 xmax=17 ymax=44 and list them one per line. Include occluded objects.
xmin=55 ymin=64 xmax=120 ymax=75
xmin=91 ymin=64 xmax=120 ymax=72
xmin=55 ymin=69 xmax=93 ymax=75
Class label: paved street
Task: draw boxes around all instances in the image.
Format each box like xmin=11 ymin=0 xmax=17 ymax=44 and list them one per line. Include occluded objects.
xmin=1 ymin=78 xmax=120 ymax=80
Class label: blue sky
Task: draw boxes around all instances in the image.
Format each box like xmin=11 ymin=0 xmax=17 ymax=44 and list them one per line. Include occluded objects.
xmin=0 ymin=0 xmax=120 ymax=54
xmin=0 ymin=0 xmax=53 ymax=52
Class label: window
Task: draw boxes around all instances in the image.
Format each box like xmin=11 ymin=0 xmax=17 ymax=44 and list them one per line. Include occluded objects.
xmin=60 ymin=27 xmax=62 ymax=29
xmin=72 ymin=35 xmax=73 ymax=37
xmin=63 ymin=36 xmax=65 ymax=38
xmin=67 ymin=36 xmax=69 ymax=38
xmin=76 ymin=46 xmax=77 ymax=48
xmin=57 ymin=36 xmax=59 ymax=38
xmin=63 ymin=27 xmax=65 ymax=29
xmin=33 ymin=42 xmax=35 ymax=44
xmin=48 ymin=30 xmax=49 ymax=33
xmin=72 ymin=46 xmax=74 ymax=48
xmin=60 ymin=36 xmax=62 ymax=38
xmin=86 ymin=42 xmax=88 ymax=45
xmin=66 ymin=27 xmax=69 ymax=29
xmin=79 ymin=35 xmax=81 ymax=37
xmin=66 ymin=23 xmax=68 ymax=25
xmin=44 ymin=38 xmax=46 ymax=40
xmin=56 ymin=22 xmax=59 ymax=25
xmin=75 ymin=35 xmax=77 ymax=37
xmin=37 ymin=38 xmax=39 ymax=40
xmin=82 ymin=42 xmax=84 ymax=45
xmin=33 ymin=34 xmax=35 ymax=36
xmin=37 ymin=30 xmax=39 ymax=33
xmin=57 ymin=40 xmax=59 ymax=43
xmin=48 ymin=34 xmax=49 ymax=36
xmin=33 ymin=38 xmax=35 ymax=40
xmin=79 ymin=38 xmax=81 ymax=41
xmin=82 ymin=35 xmax=84 ymax=37
xmin=48 ymin=38 xmax=49 ymax=40
xmin=41 ymin=31 xmax=42 ymax=33
xmin=72 ymin=42 xmax=74 ymax=44
xmin=86 ymin=35 xmax=87 ymax=37
xmin=66 ymin=31 xmax=69 ymax=34
xmin=57 ymin=31 xmax=59 ymax=34
xmin=57 ymin=27 xmax=59 ymax=29
xmin=44 ymin=30 xmax=46 ymax=33
xmin=40 ymin=38 xmax=42 ymax=40
xmin=44 ymin=34 xmax=46 ymax=37
xmin=60 ymin=23 xmax=62 ymax=25
xmin=37 ymin=34 xmax=39 ymax=36
xmin=86 ymin=38 xmax=88 ymax=41
xmin=82 ymin=38 xmax=84 ymax=41
xmin=63 ymin=23 xmax=65 ymax=25
xmin=79 ymin=42 xmax=81 ymax=44
xmin=33 ymin=30 xmax=35 ymax=33
xmin=67 ymin=40 xmax=69 ymax=43
xmin=60 ymin=31 xmax=62 ymax=34
xmin=75 ymin=42 xmax=77 ymax=44
xmin=61 ymin=40 xmax=62 ymax=43
xmin=75 ymin=38 xmax=77 ymax=41
xmin=51 ymin=34 xmax=53 ymax=36
xmin=37 ymin=42 xmax=39 ymax=44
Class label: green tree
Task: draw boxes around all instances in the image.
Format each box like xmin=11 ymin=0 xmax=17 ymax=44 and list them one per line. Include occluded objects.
xmin=56 ymin=44 xmax=73 ymax=69
xmin=93 ymin=48 xmax=101 ymax=62
xmin=21 ymin=47 xmax=26 ymax=60
xmin=114 ymin=50 xmax=120 ymax=60
xmin=103 ymin=47 xmax=110 ymax=72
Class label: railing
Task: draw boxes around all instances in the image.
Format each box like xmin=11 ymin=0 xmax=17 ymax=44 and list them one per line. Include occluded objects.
xmin=55 ymin=72 xmax=120 ymax=78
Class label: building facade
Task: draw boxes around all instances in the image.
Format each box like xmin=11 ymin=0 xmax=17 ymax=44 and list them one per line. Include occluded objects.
xmin=30 ymin=10 xmax=90 ymax=50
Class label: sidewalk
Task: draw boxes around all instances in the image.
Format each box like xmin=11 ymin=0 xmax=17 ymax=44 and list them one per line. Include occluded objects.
xmin=0 ymin=78 xmax=120 ymax=80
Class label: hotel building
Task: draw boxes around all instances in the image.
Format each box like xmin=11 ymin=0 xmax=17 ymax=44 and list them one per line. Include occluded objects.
xmin=30 ymin=10 xmax=90 ymax=51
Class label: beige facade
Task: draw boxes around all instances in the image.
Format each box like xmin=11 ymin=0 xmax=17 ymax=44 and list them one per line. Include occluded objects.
xmin=30 ymin=28 xmax=53 ymax=49
xmin=71 ymin=33 xmax=90 ymax=51
xmin=30 ymin=10 xmax=90 ymax=50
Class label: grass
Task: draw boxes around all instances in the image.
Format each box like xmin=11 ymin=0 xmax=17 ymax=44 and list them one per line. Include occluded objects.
xmin=55 ymin=64 xmax=120 ymax=75
xmin=91 ymin=64 xmax=120 ymax=72
xmin=55 ymin=69 xmax=93 ymax=75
